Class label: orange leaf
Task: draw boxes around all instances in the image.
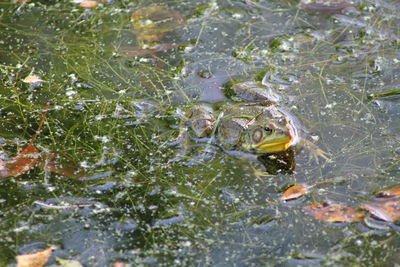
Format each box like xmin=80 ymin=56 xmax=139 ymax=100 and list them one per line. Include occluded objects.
xmin=0 ymin=143 xmax=40 ymax=178
xmin=360 ymin=198 xmax=400 ymax=222
xmin=16 ymin=247 xmax=52 ymax=267
xmin=282 ymin=185 xmax=307 ymax=201
xmin=79 ymin=1 xmax=99 ymax=7
xmin=0 ymin=104 xmax=49 ymax=178
xmin=377 ymin=185 xmax=400 ymax=198
xmin=304 ymin=202 xmax=365 ymax=222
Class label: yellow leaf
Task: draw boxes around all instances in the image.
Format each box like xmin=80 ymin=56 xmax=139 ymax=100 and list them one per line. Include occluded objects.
xmin=57 ymin=257 xmax=84 ymax=267
xmin=22 ymin=75 xmax=44 ymax=84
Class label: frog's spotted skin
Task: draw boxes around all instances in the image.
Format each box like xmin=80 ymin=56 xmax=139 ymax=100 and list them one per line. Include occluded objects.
xmin=212 ymin=103 xmax=300 ymax=153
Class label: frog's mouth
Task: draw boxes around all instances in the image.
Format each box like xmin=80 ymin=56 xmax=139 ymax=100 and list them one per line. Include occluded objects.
xmin=253 ymin=135 xmax=292 ymax=153
xmin=242 ymin=132 xmax=293 ymax=154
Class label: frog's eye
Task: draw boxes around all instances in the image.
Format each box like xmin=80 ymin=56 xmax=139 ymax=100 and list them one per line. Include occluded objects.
xmin=252 ymin=128 xmax=263 ymax=143
xmin=264 ymin=126 xmax=274 ymax=134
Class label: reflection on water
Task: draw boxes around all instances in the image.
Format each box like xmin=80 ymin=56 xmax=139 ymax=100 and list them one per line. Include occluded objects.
xmin=0 ymin=0 xmax=399 ymax=265
xmin=258 ymin=149 xmax=296 ymax=175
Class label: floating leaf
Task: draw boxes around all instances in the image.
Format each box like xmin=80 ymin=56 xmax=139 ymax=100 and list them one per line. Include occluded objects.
xmin=282 ymin=185 xmax=308 ymax=201
xmin=79 ymin=1 xmax=99 ymax=7
xmin=16 ymin=247 xmax=52 ymax=267
xmin=1 ymin=143 xmax=40 ymax=178
xmin=131 ymin=6 xmax=186 ymax=41
xmin=0 ymin=104 xmax=48 ymax=178
xmin=360 ymin=198 xmax=400 ymax=222
xmin=304 ymin=202 xmax=365 ymax=222
xmin=22 ymin=75 xmax=44 ymax=84
xmin=377 ymin=185 xmax=400 ymax=198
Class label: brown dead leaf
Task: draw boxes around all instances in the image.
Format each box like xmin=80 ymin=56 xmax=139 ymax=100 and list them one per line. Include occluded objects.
xmin=0 ymin=103 xmax=83 ymax=179
xmin=1 ymin=143 xmax=40 ymax=178
xmin=79 ymin=1 xmax=99 ymax=7
xmin=0 ymin=104 xmax=49 ymax=178
xmin=17 ymin=247 xmax=52 ymax=267
xmin=360 ymin=197 xmax=400 ymax=222
xmin=304 ymin=202 xmax=365 ymax=222
xmin=377 ymin=185 xmax=400 ymax=198
xmin=282 ymin=185 xmax=308 ymax=201
xmin=22 ymin=75 xmax=44 ymax=84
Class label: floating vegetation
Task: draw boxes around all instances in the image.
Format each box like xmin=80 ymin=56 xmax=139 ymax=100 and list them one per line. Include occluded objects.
xmin=299 ymin=0 xmax=355 ymax=15
xmin=367 ymin=89 xmax=400 ymax=100
xmin=0 ymin=0 xmax=399 ymax=266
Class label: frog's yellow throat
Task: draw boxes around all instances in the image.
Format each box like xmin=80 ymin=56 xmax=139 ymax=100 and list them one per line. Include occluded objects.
xmin=254 ymin=134 xmax=293 ymax=153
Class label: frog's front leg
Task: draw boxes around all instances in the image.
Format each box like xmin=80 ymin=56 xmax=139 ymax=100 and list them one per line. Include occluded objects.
xmin=299 ymin=138 xmax=330 ymax=162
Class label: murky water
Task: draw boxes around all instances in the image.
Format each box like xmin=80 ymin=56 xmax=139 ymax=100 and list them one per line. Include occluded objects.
xmin=0 ymin=0 xmax=399 ymax=266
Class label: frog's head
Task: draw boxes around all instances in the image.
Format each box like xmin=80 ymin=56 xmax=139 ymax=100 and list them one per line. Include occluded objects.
xmin=242 ymin=122 xmax=297 ymax=154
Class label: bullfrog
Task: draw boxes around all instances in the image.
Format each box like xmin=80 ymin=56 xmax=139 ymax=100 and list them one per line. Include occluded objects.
xmin=173 ymin=81 xmax=328 ymax=170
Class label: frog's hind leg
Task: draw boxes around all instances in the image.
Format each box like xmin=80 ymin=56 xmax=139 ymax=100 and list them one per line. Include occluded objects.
xmin=168 ymin=136 xmax=218 ymax=166
xmin=167 ymin=122 xmax=217 ymax=166
xmin=167 ymin=128 xmax=190 ymax=163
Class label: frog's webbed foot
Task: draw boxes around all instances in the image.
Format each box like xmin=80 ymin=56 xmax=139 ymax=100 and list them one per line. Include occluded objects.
xmin=167 ymin=129 xmax=190 ymax=162
xmin=181 ymin=145 xmax=217 ymax=166
xmin=253 ymin=169 xmax=275 ymax=180
xmin=168 ymin=104 xmax=218 ymax=165
xmin=169 ymin=143 xmax=217 ymax=166
xmin=166 ymin=130 xmax=188 ymax=147
xmin=167 ymin=126 xmax=218 ymax=165
xmin=299 ymin=138 xmax=330 ymax=163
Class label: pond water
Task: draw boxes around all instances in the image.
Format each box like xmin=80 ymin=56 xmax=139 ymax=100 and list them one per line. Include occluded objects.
xmin=0 ymin=0 xmax=399 ymax=266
